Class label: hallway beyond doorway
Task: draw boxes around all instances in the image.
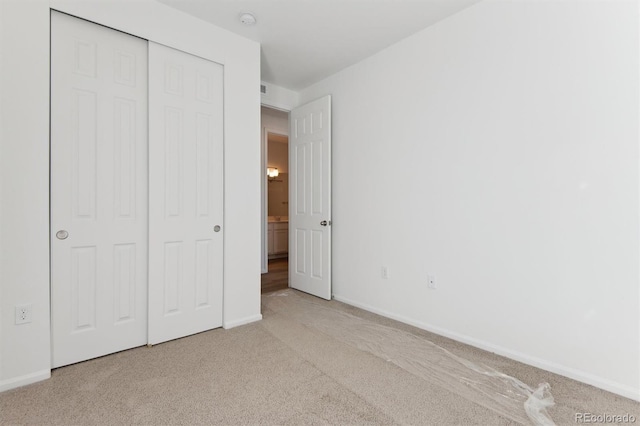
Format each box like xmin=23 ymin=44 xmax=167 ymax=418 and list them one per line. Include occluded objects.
xmin=261 ymin=258 xmax=288 ymax=294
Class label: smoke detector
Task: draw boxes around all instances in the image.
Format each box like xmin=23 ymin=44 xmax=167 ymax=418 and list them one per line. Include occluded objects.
xmin=239 ymin=13 xmax=257 ymax=26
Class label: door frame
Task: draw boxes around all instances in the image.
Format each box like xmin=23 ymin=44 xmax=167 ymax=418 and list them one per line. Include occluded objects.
xmin=261 ymin=104 xmax=291 ymax=274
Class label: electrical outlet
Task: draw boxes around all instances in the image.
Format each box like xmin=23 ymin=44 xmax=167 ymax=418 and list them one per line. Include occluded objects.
xmin=427 ymin=275 xmax=437 ymax=289
xmin=381 ymin=266 xmax=389 ymax=279
xmin=15 ymin=304 xmax=32 ymax=325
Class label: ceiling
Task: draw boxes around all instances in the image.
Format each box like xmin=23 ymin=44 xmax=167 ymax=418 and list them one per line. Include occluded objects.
xmin=158 ymin=0 xmax=482 ymax=91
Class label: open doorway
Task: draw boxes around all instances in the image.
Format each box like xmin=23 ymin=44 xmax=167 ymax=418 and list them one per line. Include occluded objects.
xmin=261 ymin=106 xmax=290 ymax=293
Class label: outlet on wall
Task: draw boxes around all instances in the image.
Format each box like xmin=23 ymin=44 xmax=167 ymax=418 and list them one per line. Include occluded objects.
xmin=427 ymin=275 xmax=437 ymax=289
xmin=15 ymin=304 xmax=32 ymax=325
xmin=381 ymin=266 xmax=389 ymax=279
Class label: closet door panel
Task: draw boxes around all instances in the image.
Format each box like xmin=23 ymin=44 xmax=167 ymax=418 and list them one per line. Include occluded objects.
xmin=148 ymin=42 xmax=224 ymax=345
xmin=51 ymin=11 xmax=148 ymax=367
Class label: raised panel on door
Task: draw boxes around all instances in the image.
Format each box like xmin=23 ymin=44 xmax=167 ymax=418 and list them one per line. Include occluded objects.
xmin=289 ymin=96 xmax=332 ymax=300
xmin=148 ymin=42 xmax=224 ymax=345
xmin=51 ymin=11 xmax=148 ymax=368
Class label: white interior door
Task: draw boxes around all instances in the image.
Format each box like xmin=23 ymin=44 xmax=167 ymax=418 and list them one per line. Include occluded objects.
xmin=51 ymin=11 xmax=148 ymax=367
xmin=148 ymin=42 xmax=224 ymax=345
xmin=289 ymin=96 xmax=332 ymax=300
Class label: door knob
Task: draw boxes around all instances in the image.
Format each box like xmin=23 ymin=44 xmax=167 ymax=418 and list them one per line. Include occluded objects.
xmin=56 ymin=230 xmax=69 ymax=240
xmin=214 ymin=225 xmax=221 ymax=232
xmin=320 ymin=220 xmax=329 ymax=227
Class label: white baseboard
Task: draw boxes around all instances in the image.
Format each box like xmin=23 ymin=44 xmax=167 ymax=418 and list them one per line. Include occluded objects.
xmin=223 ymin=314 xmax=262 ymax=329
xmin=0 ymin=369 xmax=50 ymax=393
xmin=332 ymin=294 xmax=639 ymax=402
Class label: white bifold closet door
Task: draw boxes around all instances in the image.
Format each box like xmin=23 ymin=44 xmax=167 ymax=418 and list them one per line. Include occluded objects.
xmin=148 ymin=42 xmax=224 ymax=345
xmin=51 ymin=11 xmax=149 ymax=368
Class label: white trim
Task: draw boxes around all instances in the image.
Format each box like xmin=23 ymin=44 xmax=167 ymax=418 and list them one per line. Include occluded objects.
xmin=261 ymin=125 xmax=268 ymax=274
xmin=223 ymin=314 xmax=262 ymax=329
xmin=261 ymin=100 xmax=294 ymax=112
xmin=333 ymin=294 xmax=640 ymax=402
xmin=637 ymin=0 xmax=640 ymax=403
xmin=0 ymin=370 xmax=51 ymax=393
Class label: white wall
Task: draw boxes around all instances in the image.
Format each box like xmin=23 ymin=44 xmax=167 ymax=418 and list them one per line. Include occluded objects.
xmin=267 ymin=138 xmax=289 ymax=173
xmin=0 ymin=0 xmax=52 ymax=391
xmin=262 ymin=106 xmax=289 ymax=135
xmin=267 ymin=138 xmax=289 ymax=217
xmin=0 ymin=0 xmax=261 ymax=391
xmin=261 ymin=81 xmax=299 ymax=111
xmin=301 ymin=0 xmax=639 ymax=400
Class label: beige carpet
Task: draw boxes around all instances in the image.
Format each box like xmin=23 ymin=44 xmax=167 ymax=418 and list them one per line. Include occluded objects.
xmin=1 ymin=289 xmax=638 ymax=425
